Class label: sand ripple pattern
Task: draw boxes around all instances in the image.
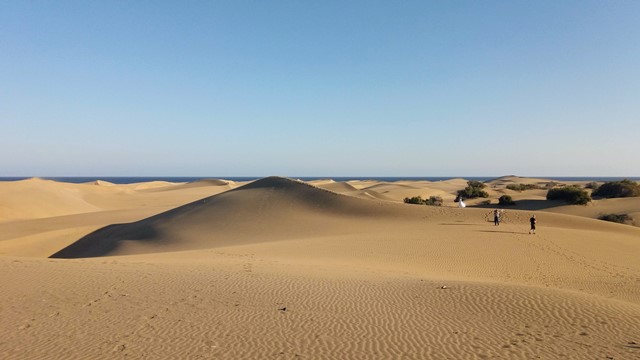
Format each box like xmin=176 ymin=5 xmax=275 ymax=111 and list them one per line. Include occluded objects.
xmin=1 ymin=256 xmax=639 ymax=360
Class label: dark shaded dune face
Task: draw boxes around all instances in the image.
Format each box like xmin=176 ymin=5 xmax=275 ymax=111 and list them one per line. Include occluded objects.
xmin=49 ymin=223 xmax=162 ymax=258
xmin=50 ymin=177 xmax=416 ymax=259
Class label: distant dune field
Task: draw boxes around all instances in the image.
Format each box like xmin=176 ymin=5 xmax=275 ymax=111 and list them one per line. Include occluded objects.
xmin=1 ymin=176 xmax=639 ymax=359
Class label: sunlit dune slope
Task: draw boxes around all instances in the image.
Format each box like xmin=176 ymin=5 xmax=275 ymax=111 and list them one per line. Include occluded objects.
xmin=0 ymin=178 xmax=101 ymax=221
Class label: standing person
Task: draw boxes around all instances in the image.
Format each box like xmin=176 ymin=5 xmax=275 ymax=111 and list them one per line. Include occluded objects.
xmin=529 ymin=215 xmax=536 ymax=234
xmin=494 ymin=209 xmax=500 ymax=226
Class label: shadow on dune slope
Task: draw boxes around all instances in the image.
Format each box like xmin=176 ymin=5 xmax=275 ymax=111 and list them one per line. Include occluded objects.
xmin=49 ymin=177 xmax=417 ymax=258
xmin=470 ymin=199 xmax=567 ymax=211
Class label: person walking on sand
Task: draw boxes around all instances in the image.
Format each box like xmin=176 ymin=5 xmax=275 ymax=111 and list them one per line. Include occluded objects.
xmin=493 ymin=209 xmax=500 ymax=226
xmin=529 ymin=215 xmax=537 ymax=234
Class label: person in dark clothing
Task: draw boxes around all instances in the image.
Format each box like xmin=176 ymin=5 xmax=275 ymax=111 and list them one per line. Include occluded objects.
xmin=494 ymin=209 xmax=500 ymax=226
xmin=529 ymin=215 xmax=536 ymax=234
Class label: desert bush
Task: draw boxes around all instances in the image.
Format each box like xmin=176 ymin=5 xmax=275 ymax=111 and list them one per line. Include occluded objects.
xmin=498 ymin=195 xmax=515 ymax=206
xmin=426 ymin=195 xmax=443 ymax=206
xmin=584 ymin=182 xmax=600 ymax=190
xmin=480 ymin=199 xmax=491 ymax=205
xmin=598 ymin=213 xmax=633 ymax=224
xmin=591 ymin=179 xmax=640 ymax=198
xmin=404 ymin=196 xmax=425 ymax=205
xmin=544 ymin=181 xmax=559 ymax=189
xmin=506 ymin=184 xmax=541 ymax=192
xmin=546 ymin=185 xmax=592 ymax=205
xmin=457 ymin=180 xmax=489 ymax=199
xmin=404 ymin=195 xmax=443 ymax=206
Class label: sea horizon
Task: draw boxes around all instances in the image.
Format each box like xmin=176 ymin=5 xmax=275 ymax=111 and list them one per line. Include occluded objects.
xmin=1 ymin=176 xmax=639 ymax=184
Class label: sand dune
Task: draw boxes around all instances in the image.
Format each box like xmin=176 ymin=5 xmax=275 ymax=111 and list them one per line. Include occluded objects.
xmin=344 ymin=189 xmax=398 ymax=201
xmin=3 ymin=253 xmax=639 ymax=360
xmin=0 ymin=178 xmax=102 ymax=221
xmin=311 ymin=181 xmax=405 ymax=201
xmin=0 ymin=177 xmax=237 ymax=222
xmin=312 ymin=180 xmax=359 ymax=193
xmin=344 ymin=179 xmax=379 ymax=190
xmin=123 ymin=180 xmax=179 ymax=190
xmin=89 ymin=180 xmax=116 ymax=186
xmin=50 ymin=177 xmax=414 ymax=258
xmin=2 ymin=176 xmax=640 ymax=359
xmin=547 ymin=196 xmax=640 ymax=225
xmin=485 ymin=175 xmax=568 ymax=188
xmin=353 ymin=180 xmax=463 ymax=204
xmin=144 ymin=178 xmax=235 ymax=191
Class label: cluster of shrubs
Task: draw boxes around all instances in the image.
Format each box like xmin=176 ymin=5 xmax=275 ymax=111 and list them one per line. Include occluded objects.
xmin=498 ymin=195 xmax=515 ymax=205
xmin=546 ymin=185 xmax=592 ymax=205
xmin=584 ymin=182 xmax=600 ymax=190
xmin=456 ymin=180 xmax=488 ymax=200
xmin=591 ymin=179 xmax=640 ymax=198
xmin=598 ymin=213 xmax=633 ymax=224
xmin=506 ymin=184 xmax=541 ymax=192
xmin=404 ymin=195 xmax=443 ymax=206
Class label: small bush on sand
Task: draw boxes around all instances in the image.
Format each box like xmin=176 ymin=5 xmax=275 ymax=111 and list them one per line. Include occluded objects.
xmin=546 ymin=186 xmax=591 ymax=205
xmin=584 ymin=182 xmax=600 ymax=190
xmin=544 ymin=181 xmax=559 ymax=189
xmin=480 ymin=199 xmax=491 ymax=205
xmin=591 ymin=179 xmax=640 ymax=198
xmin=404 ymin=195 xmax=443 ymax=206
xmin=506 ymin=184 xmax=541 ymax=191
xmin=404 ymin=196 xmax=424 ymax=205
xmin=457 ymin=180 xmax=489 ymax=200
xmin=598 ymin=213 xmax=633 ymax=224
xmin=498 ymin=195 xmax=515 ymax=206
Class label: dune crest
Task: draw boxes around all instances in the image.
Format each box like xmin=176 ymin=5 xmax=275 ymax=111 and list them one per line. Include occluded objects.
xmin=49 ymin=177 xmax=413 ymax=258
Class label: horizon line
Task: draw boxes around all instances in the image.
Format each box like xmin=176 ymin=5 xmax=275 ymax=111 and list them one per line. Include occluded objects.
xmin=2 ymin=175 xmax=639 ymax=179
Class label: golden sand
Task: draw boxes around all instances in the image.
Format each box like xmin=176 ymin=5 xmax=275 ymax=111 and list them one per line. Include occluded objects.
xmin=1 ymin=176 xmax=639 ymax=359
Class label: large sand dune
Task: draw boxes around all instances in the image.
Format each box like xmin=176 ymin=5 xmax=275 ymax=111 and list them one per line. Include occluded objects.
xmin=1 ymin=176 xmax=640 ymax=359
xmin=0 ymin=178 xmax=102 ymax=220
xmin=0 ymin=178 xmax=238 ymax=222
xmin=547 ymin=197 xmax=640 ymax=225
xmin=50 ymin=177 xmax=413 ymax=258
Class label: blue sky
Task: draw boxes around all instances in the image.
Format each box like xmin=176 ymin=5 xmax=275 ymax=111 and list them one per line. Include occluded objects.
xmin=1 ymin=1 xmax=639 ymax=176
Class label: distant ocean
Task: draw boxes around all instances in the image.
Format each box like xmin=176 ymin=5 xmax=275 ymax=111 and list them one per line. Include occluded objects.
xmin=1 ymin=176 xmax=639 ymax=184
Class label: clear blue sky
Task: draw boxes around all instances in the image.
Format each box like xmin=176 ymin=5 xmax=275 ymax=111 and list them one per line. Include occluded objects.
xmin=2 ymin=1 xmax=639 ymax=176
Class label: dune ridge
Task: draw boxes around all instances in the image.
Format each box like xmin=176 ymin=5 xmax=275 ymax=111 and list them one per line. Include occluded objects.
xmin=50 ymin=177 xmax=414 ymax=258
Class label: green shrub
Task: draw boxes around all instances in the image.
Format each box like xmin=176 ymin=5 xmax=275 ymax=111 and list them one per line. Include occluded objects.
xmin=584 ymin=182 xmax=600 ymax=190
xmin=404 ymin=195 xmax=443 ymax=206
xmin=457 ymin=180 xmax=489 ymax=199
xmin=498 ymin=195 xmax=515 ymax=206
xmin=598 ymin=213 xmax=632 ymax=224
xmin=544 ymin=181 xmax=560 ymax=189
xmin=546 ymin=185 xmax=592 ymax=205
xmin=404 ymin=196 xmax=425 ymax=205
xmin=506 ymin=184 xmax=541 ymax=192
xmin=591 ymin=179 xmax=640 ymax=198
